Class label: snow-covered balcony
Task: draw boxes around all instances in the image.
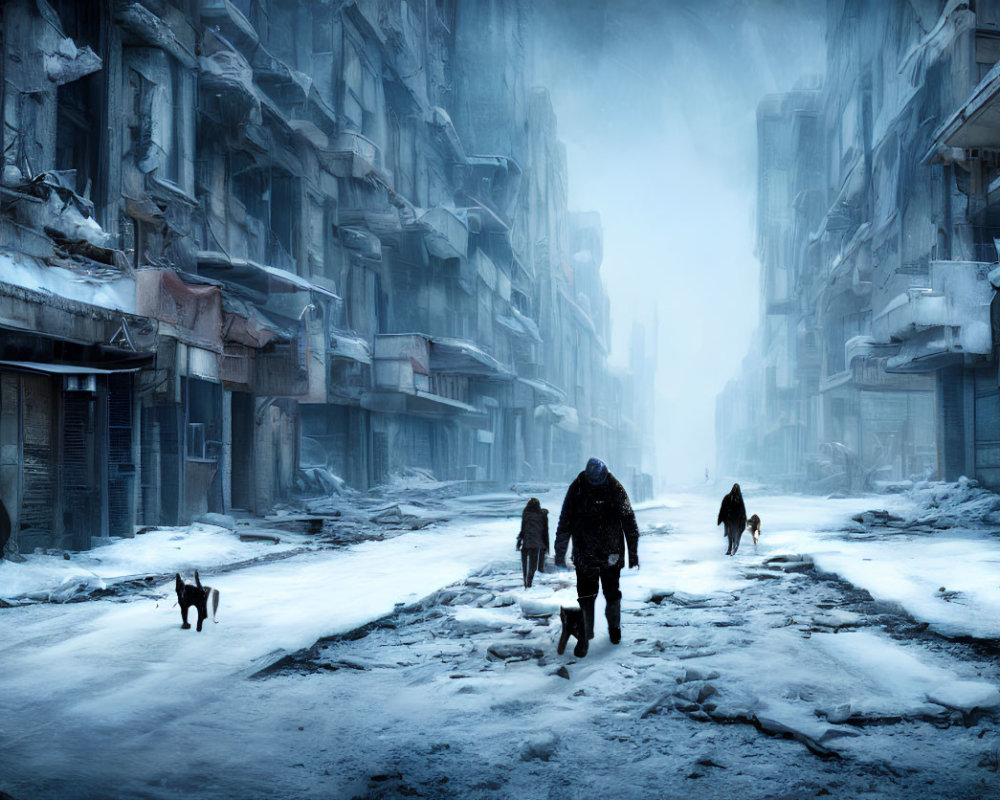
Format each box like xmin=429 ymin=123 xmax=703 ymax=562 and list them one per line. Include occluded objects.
xmin=328 ymin=331 xmax=372 ymax=406
xmin=330 ymin=331 xmax=372 ymax=366
xmin=199 ymin=0 xmax=260 ymax=53
xmin=198 ymin=42 xmax=261 ymax=130
xmin=514 ymin=376 xmax=565 ymax=406
xmin=362 ymin=334 xmax=481 ymax=416
xmin=338 ymin=226 xmax=383 ymax=262
xmin=873 ymin=261 xmax=994 ymax=373
xmin=323 ymin=131 xmax=382 ymax=179
xmin=497 ymin=308 xmax=542 ymax=345
xmin=428 ymin=337 xmax=513 ymax=380
xmin=252 ymin=53 xmax=336 ymax=136
xmin=533 ymin=403 xmax=580 ymax=434
xmin=873 ymin=289 xmax=948 ymax=342
xmin=196 ymin=251 xmax=338 ymax=313
xmin=844 ymin=335 xmax=898 ymax=367
xmin=927 ymin=59 xmax=1000 ymax=162
xmin=456 ymin=155 xmax=522 ymax=225
xmin=337 ymin=208 xmax=402 ymax=250
xmin=410 ymin=206 xmax=469 ymax=261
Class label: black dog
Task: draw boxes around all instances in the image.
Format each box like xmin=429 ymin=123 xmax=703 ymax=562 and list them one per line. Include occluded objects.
xmin=557 ymin=605 xmax=590 ymax=658
xmin=174 ymin=571 xmax=219 ymax=632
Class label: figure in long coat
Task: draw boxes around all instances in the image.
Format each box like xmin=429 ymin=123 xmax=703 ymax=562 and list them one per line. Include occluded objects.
xmin=516 ymin=497 xmax=549 ymax=588
xmin=717 ymin=482 xmax=747 ymax=556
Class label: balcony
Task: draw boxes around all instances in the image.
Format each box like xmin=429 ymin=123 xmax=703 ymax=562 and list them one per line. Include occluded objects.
xmin=844 ymin=335 xmax=898 ymax=367
xmin=927 ymin=60 xmax=1000 ymax=161
xmin=339 ymin=227 xmax=382 ymax=262
xmin=429 ymin=337 xmax=512 ymax=380
xmin=198 ymin=44 xmax=261 ymax=129
xmin=199 ymin=0 xmax=259 ymax=53
xmin=361 ymin=333 xmax=481 ymax=416
xmin=874 ymin=261 xmax=994 ymax=373
xmin=328 ymin=332 xmax=371 ymax=406
xmin=534 ymin=403 xmax=579 ymax=434
xmin=873 ymin=288 xmax=947 ymax=342
xmin=455 ymin=156 xmax=522 ymax=225
xmin=497 ymin=308 xmax=542 ymax=344
xmin=323 ymin=132 xmax=382 ymax=179
xmin=330 ymin=331 xmax=372 ymax=365
xmin=411 ymin=206 xmax=469 ymax=261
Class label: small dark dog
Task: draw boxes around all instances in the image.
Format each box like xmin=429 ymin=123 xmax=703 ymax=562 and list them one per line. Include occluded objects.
xmin=557 ymin=606 xmax=589 ymax=658
xmin=747 ymin=514 xmax=762 ymax=550
xmin=174 ymin=571 xmax=219 ymax=632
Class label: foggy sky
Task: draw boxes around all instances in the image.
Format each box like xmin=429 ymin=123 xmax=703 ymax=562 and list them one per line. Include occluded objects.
xmin=532 ymin=0 xmax=825 ymax=486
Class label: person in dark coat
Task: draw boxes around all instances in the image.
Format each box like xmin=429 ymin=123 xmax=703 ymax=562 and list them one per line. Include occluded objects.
xmin=554 ymin=458 xmax=639 ymax=655
xmin=516 ymin=497 xmax=549 ymax=588
xmin=718 ymin=482 xmax=747 ymax=556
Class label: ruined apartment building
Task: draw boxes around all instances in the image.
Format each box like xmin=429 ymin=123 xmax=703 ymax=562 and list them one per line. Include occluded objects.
xmin=718 ymin=0 xmax=1000 ymax=494
xmin=0 ymin=1 xmax=652 ymax=557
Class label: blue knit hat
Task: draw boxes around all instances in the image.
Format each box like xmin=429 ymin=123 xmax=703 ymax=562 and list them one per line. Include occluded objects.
xmin=584 ymin=457 xmax=608 ymax=486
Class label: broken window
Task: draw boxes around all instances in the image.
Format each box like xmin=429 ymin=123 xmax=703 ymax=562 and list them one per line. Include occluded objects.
xmin=125 ymin=48 xmax=189 ymax=189
xmin=388 ymin=105 xmax=416 ymax=198
xmin=56 ymin=78 xmax=99 ymax=200
xmin=511 ymin=289 xmax=530 ymax=316
xmin=343 ymin=31 xmax=364 ymax=129
xmin=53 ymin=0 xmax=102 ymax=202
xmin=228 ymin=155 xmax=299 ymax=270
xmin=230 ymin=152 xmax=266 ymax=260
xmin=270 ymin=169 xmax=298 ymax=269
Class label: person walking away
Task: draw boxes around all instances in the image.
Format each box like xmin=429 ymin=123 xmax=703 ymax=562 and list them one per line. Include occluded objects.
xmin=554 ymin=457 xmax=640 ymax=656
xmin=718 ymin=482 xmax=747 ymax=556
xmin=516 ymin=497 xmax=549 ymax=588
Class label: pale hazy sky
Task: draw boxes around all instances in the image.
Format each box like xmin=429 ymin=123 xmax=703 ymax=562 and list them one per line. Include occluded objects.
xmin=534 ymin=0 xmax=825 ymax=486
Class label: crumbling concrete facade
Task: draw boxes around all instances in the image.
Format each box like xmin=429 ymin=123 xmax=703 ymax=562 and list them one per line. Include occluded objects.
xmin=719 ymin=0 xmax=1000 ymax=494
xmin=0 ymin=1 xmax=653 ymax=556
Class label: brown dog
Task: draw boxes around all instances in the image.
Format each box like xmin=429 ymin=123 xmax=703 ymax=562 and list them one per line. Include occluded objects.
xmin=747 ymin=514 xmax=762 ymax=550
xmin=174 ymin=571 xmax=220 ymax=632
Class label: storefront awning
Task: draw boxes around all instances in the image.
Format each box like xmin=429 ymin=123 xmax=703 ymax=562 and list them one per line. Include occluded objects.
xmin=0 ymin=361 xmax=142 ymax=375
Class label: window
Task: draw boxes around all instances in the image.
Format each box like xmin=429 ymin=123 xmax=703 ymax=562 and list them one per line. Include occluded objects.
xmin=271 ymin=171 xmax=297 ymax=266
xmin=125 ymin=49 xmax=188 ymax=188
xmin=343 ymin=34 xmax=364 ymax=129
xmin=186 ymin=423 xmax=206 ymax=460
xmin=53 ymin=0 xmax=102 ymax=202
xmin=230 ymin=157 xmax=299 ymax=270
xmin=56 ymin=78 xmax=99 ymax=199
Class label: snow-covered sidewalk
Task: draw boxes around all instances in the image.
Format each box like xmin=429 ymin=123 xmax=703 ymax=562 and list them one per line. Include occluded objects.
xmin=0 ymin=521 xmax=313 ymax=603
xmin=0 ymin=517 xmax=517 ymax=722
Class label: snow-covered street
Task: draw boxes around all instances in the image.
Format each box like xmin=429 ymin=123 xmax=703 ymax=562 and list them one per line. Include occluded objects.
xmin=2 ymin=483 xmax=1000 ymax=799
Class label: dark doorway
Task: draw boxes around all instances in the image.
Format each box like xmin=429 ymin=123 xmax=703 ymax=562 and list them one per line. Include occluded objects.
xmin=231 ymin=391 xmax=254 ymax=513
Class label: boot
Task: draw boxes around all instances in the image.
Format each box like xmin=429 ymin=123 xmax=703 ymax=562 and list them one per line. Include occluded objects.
xmin=579 ymin=594 xmax=596 ymax=640
xmin=574 ymin=596 xmax=593 ymax=658
xmin=606 ymin=596 xmax=622 ymax=645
